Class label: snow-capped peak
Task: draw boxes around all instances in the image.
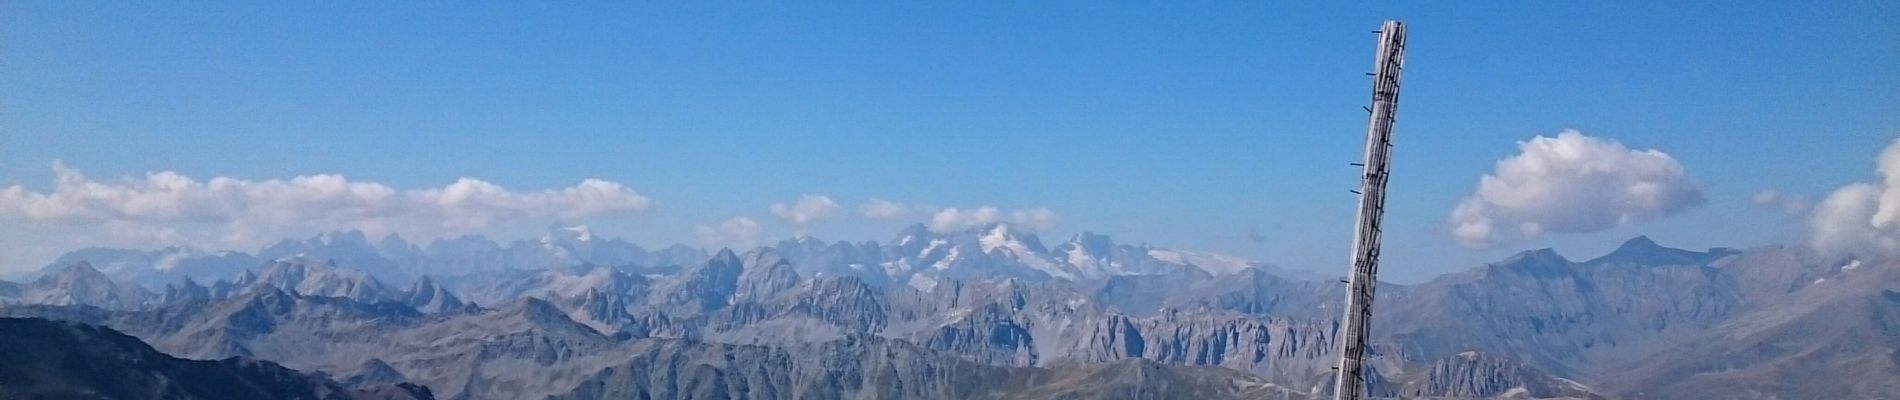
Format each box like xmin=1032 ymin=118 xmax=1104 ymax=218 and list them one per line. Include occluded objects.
xmin=972 ymin=224 xmax=1074 ymax=280
xmin=979 ymin=224 xmax=1019 ymax=253
xmin=891 ymin=223 xmax=933 ymax=248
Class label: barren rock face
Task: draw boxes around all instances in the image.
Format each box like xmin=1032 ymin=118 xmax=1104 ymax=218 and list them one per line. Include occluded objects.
xmin=10 ymin=229 xmax=1893 ymax=399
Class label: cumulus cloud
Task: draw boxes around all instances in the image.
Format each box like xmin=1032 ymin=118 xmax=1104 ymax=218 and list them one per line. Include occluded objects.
xmin=929 ymin=206 xmax=1059 ymax=233
xmin=768 ymin=195 xmax=840 ymax=225
xmin=1448 ymin=130 xmax=1704 ymax=248
xmin=1808 ymin=137 xmax=1900 ymax=258
xmin=695 ymin=216 xmax=762 ymax=249
xmin=0 ymin=162 xmax=652 ymax=248
xmin=858 ymin=199 xmax=911 ymax=220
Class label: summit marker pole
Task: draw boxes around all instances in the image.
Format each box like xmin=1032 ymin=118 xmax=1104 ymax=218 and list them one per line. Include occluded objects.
xmin=1331 ymin=19 xmax=1406 ymax=400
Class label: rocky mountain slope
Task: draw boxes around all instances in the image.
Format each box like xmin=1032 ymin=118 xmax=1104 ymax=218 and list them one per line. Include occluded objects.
xmin=0 ymin=262 xmax=153 ymax=309
xmin=553 ymin=335 xmax=1310 ymax=400
xmin=0 ymin=289 xmax=633 ymax=400
xmin=1595 ymin=257 xmax=1900 ymax=399
xmin=6 ymin=225 xmax=1891 ymax=399
xmin=0 ymin=317 xmax=432 ymax=400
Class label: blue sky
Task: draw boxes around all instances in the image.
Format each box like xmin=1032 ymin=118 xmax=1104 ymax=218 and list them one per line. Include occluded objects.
xmin=2 ymin=2 xmax=1896 ymax=282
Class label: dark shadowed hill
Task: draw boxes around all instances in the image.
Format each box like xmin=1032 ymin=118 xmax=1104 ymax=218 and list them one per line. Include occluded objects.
xmin=0 ymin=317 xmax=432 ymax=400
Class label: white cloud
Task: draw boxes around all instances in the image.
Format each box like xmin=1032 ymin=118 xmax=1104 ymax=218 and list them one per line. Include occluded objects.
xmin=857 ymin=199 xmax=1057 ymax=233
xmin=1448 ymin=130 xmax=1704 ymax=248
xmin=1809 ymin=137 xmax=1900 ymax=258
xmin=695 ymin=216 xmax=762 ymax=250
xmin=858 ymin=199 xmax=910 ymax=220
xmin=929 ymin=206 xmax=1059 ymax=233
xmin=768 ymin=194 xmax=840 ymax=225
xmin=0 ymin=163 xmax=653 ymax=249
xmin=1752 ymin=189 xmax=1811 ymax=216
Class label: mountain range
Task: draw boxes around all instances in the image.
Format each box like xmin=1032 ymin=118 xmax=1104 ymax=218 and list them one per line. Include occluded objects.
xmin=1 ymin=224 xmax=1893 ymax=399
xmin=26 ymin=224 xmax=716 ymax=290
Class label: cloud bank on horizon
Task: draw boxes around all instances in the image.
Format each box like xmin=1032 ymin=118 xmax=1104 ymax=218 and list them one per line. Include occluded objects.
xmin=0 ymin=163 xmax=1070 ymax=266
xmin=850 ymin=199 xmax=1059 ymax=234
xmin=0 ymin=162 xmax=653 ymax=250
xmin=677 ymin=200 xmax=1065 ymax=250
xmin=930 ymin=207 xmax=1059 ymax=233
xmin=1448 ymin=130 xmax=1706 ymax=248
